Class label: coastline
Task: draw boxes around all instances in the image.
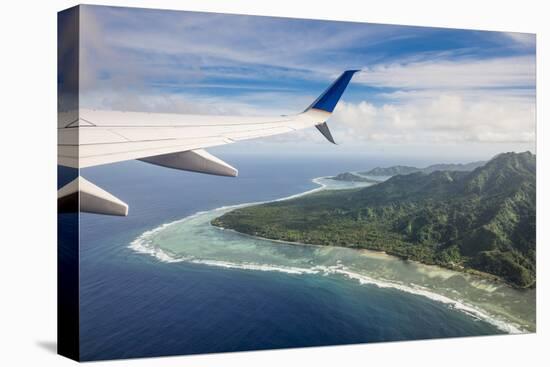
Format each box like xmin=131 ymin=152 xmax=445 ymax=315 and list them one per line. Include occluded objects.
xmin=129 ymin=175 xmax=534 ymax=334
xmin=211 ymin=177 xmax=518 ymax=289
xmin=214 ymin=223 xmax=506 ymax=289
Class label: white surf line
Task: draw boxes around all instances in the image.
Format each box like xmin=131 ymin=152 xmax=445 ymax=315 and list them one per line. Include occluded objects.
xmin=129 ymin=177 xmax=332 ymax=262
xmin=128 ymin=176 xmax=526 ymax=335
xmin=130 ymin=231 xmax=525 ymax=335
xmin=327 ymin=266 xmax=524 ymax=334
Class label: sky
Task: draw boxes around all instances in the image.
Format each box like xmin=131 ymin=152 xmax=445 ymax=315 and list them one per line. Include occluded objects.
xmin=79 ymin=5 xmax=536 ymax=163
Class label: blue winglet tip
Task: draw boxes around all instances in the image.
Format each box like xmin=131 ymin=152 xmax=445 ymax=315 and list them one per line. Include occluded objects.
xmin=307 ymin=70 xmax=360 ymax=113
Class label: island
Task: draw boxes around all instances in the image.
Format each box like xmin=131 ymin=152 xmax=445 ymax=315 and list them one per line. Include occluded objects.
xmin=330 ymin=172 xmax=381 ymax=184
xmin=212 ymin=152 xmax=536 ymax=288
xmin=361 ymin=160 xmax=486 ymax=176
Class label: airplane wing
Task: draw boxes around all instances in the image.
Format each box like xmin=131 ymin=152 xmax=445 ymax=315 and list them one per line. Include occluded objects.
xmin=58 ymin=70 xmax=359 ymax=216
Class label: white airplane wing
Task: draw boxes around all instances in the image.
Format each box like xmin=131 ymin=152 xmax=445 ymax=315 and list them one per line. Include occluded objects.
xmin=58 ymin=70 xmax=359 ymax=216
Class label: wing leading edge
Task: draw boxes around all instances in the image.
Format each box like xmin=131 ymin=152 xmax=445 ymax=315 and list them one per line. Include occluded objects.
xmin=58 ymin=70 xmax=359 ymax=216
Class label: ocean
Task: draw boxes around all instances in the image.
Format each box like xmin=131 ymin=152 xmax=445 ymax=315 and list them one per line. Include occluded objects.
xmin=74 ymin=153 xmax=534 ymax=361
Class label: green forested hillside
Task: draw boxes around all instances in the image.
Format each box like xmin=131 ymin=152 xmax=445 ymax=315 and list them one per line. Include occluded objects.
xmin=330 ymin=172 xmax=380 ymax=183
xmin=212 ymin=152 xmax=536 ymax=288
xmin=360 ymin=160 xmax=486 ymax=176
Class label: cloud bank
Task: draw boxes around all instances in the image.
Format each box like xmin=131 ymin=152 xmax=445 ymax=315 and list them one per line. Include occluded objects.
xmin=78 ymin=5 xmax=536 ymax=158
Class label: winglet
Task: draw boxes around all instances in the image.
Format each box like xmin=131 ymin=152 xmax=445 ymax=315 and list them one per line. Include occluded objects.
xmin=306 ymin=70 xmax=359 ymax=144
xmin=305 ymin=70 xmax=360 ymax=113
xmin=315 ymin=122 xmax=336 ymax=144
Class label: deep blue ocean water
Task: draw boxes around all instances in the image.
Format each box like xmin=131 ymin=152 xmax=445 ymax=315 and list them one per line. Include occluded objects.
xmin=75 ymin=154 xmax=502 ymax=361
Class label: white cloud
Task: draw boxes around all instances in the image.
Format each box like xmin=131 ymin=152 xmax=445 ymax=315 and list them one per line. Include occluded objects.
xmin=326 ymin=54 xmax=536 ymax=149
xmin=80 ymin=86 xmax=313 ymax=117
xmin=356 ymin=55 xmax=535 ymax=89
xmin=504 ymin=32 xmax=536 ymax=49
xmin=331 ymin=91 xmax=535 ymax=145
xmin=78 ymin=5 xmax=404 ymax=95
xmin=77 ymin=6 xmax=536 ymax=159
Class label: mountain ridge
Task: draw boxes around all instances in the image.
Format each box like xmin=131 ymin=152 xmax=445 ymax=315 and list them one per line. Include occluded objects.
xmin=361 ymin=160 xmax=486 ymax=177
xmin=212 ymin=152 xmax=536 ymax=288
xmin=330 ymin=172 xmax=381 ymax=183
